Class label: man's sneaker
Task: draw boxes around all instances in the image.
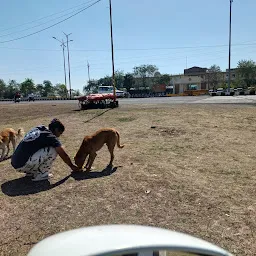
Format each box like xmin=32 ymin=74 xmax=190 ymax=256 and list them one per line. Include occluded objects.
xmin=32 ymin=172 xmax=49 ymax=182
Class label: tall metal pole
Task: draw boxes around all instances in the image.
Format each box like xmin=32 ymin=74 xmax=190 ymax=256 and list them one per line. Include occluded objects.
xmin=228 ymin=0 xmax=233 ymax=94
xmin=64 ymin=32 xmax=72 ymax=99
xmin=109 ymin=0 xmax=116 ymax=99
xmin=87 ymin=61 xmax=91 ymax=82
xmin=53 ymin=37 xmax=68 ymax=98
xmin=61 ymin=40 xmax=68 ymax=98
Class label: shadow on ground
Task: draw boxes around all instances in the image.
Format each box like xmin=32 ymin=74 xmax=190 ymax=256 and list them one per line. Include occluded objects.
xmin=71 ymin=165 xmax=120 ymax=181
xmin=1 ymin=174 xmax=71 ymax=197
xmin=73 ymin=108 xmax=112 ymax=123
xmin=1 ymin=166 xmax=120 ymax=197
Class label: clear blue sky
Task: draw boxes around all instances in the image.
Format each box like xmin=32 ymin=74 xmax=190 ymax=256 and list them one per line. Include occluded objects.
xmin=0 ymin=0 xmax=255 ymax=92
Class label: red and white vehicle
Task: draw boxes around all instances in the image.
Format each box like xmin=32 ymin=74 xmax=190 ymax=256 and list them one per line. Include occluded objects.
xmin=77 ymin=93 xmax=118 ymax=110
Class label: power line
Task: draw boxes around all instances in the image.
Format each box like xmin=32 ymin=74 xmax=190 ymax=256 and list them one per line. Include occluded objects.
xmin=69 ymin=44 xmax=255 ymax=67
xmin=0 ymin=42 xmax=254 ymax=74
xmin=0 ymin=0 xmax=103 ymax=44
xmin=1 ymin=41 xmax=256 ymax=52
xmin=0 ymin=44 xmax=254 ymax=72
xmin=0 ymin=0 xmax=97 ymax=33
xmin=2 ymin=46 xmax=256 ymax=76
xmin=0 ymin=4 xmax=96 ymax=38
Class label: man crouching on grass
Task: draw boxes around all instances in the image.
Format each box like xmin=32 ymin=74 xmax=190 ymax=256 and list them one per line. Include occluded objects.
xmin=11 ymin=118 xmax=79 ymax=181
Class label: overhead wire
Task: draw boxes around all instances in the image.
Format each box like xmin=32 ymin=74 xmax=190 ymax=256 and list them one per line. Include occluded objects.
xmin=2 ymin=45 xmax=256 ymax=76
xmin=0 ymin=0 xmax=97 ymax=33
xmin=0 ymin=3 xmax=97 ymax=38
xmin=0 ymin=0 xmax=103 ymax=44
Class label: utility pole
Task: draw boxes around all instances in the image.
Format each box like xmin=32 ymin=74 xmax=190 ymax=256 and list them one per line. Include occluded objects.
xmin=63 ymin=32 xmax=73 ymax=99
xmin=228 ymin=0 xmax=233 ymax=94
xmin=52 ymin=37 xmax=68 ymax=98
xmin=109 ymin=0 xmax=116 ymax=99
xmin=87 ymin=61 xmax=91 ymax=83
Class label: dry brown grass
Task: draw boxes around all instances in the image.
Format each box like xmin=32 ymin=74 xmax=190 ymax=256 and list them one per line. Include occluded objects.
xmin=0 ymin=102 xmax=255 ymax=256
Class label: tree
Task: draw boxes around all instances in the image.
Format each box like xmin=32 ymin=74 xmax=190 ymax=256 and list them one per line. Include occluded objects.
xmin=71 ymin=89 xmax=81 ymax=97
xmin=83 ymin=79 xmax=98 ymax=94
xmin=98 ymin=76 xmax=112 ymax=86
xmin=207 ymin=65 xmax=222 ymax=90
xmin=42 ymin=80 xmax=54 ymax=97
xmin=115 ymin=70 xmax=125 ymax=89
xmin=97 ymin=71 xmax=124 ymax=89
xmin=133 ymin=64 xmax=159 ymax=88
xmin=20 ymin=78 xmax=35 ymax=96
xmin=0 ymin=79 xmax=6 ymax=98
xmin=236 ymin=60 xmax=256 ymax=87
xmin=4 ymin=80 xmax=19 ymax=99
xmin=36 ymin=84 xmax=44 ymax=96
xmin=123 ymin=73 xmax=135 ymax=92
xmin=55 ymin=83 xmax=68 ymax=97
xmin=156 ymin=74 xmax=170 ymax=85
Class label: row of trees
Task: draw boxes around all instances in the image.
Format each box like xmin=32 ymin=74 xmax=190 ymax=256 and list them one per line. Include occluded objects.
xmin=83 ymin=65 xmax=171 ymax=93
xmin=0 ymin=78 xmax=81 ymax=99
xmin=206 ymin=60 xmax=256 ymax=89
xmin=84 ymin=60 xmax=256 ymax=94
xmin=1 ymin=60 xmax=255 ymax=98
xmin=235 ymin=60 xmax=256 ymax=87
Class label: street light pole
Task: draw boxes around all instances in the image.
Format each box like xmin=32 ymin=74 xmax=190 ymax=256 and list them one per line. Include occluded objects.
xmin=63 ymin=32 xmax=73 ymax=99
xmin=52 ymin=37 xmax=68 ymax=98
xmin=87 ymin=61 xmax=91 ymax=83
xmin=228 ymin=0 xmax=233 ymax=94
xmin=109 ymin=0 xmax=116 ymax=99
xmin=61 ymin=40 xmax=68 ymax=98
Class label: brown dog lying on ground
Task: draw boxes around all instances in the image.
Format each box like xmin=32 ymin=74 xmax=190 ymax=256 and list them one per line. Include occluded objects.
xmin=0 ymin=128 xmax=24 ymax=161
xmin=74 ymin=128 xmax=124 ymax=171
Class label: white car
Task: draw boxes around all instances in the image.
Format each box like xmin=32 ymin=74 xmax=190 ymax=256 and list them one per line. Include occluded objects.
xmin=98 ymin=85 xmax=126 ymax=98
xmin=216 ymin=88 xmax=224 ymax=96
xmin=27 ymin=225 xmax=233 ymax=256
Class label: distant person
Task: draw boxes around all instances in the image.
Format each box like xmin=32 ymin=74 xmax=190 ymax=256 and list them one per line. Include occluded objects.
xmin=14 ymin=91 xmax=21 ymax=101
xmin=11 ymin=118 xmax=79 ymax=181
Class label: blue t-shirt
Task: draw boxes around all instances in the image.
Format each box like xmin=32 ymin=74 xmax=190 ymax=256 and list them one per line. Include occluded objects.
xmin=11 ymin=125 xmax=61 ymax=169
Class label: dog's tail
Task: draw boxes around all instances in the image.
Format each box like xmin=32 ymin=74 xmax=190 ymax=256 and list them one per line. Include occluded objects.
xmin=17 ymin=128 xmax=25 ymax=137
xmin=116 ymin=131 xmax=124 ymax=148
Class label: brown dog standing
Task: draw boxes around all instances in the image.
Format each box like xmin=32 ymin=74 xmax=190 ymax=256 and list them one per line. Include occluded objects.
xmin=74 ymin=128 xmax=124 ymax=171
xmin=0 ymin=128 xmax=24 ymax=161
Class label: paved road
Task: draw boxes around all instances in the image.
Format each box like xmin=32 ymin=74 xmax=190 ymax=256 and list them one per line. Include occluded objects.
xmin=122 ymin=95 xmax=256 ymax=104
xmin=2 ymin=95 xmax=256 ymax=105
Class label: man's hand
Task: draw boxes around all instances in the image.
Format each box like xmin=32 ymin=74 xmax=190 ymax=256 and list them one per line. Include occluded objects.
xmin=55 ymin=146 xmax=80 ymax=171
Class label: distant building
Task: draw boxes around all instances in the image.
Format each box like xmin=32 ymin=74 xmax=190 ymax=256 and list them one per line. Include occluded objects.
xmin=184 ymin=66 xmax=207 ymax=76
xmin=120 ymin=66 xmax=240 ymax=95
xmin=170 ymin=75 xmax=203 ymax=94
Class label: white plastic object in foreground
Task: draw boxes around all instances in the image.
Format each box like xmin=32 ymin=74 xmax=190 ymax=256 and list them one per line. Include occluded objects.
xmin=27 ymin=225 xmax=233 ymax=256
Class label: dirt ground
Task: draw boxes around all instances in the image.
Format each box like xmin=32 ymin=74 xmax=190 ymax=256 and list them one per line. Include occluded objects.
xmin=0 ymin=102 xmax=255 ymax=256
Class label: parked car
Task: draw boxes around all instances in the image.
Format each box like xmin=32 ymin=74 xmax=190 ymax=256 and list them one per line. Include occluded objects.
xmin=216 ymin=88 xmax=225 ymax=96
xmin=237 ymin=87 xmax=244 ymax=95
xmin=226 ymin=88 xmax=235 ymax=96
xmin=247 ymin=87 xmax=255 ymax=95
xmin=209 ymin=89 xmax=216 ymax=96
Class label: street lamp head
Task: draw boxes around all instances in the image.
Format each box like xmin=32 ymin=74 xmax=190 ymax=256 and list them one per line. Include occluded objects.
xmin=63 ymin=32 xmax=72 ymax=36
xmin=53 ymin=37 xmax=56 ymax=39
